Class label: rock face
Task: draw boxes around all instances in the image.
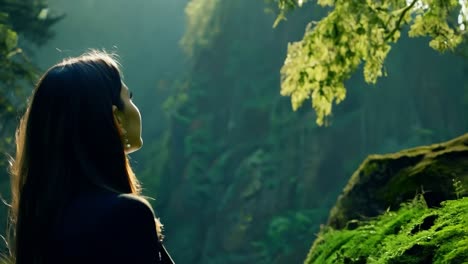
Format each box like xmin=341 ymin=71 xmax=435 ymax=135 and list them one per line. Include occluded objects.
xmin=327 ymin=133 xmax=468 ymax=229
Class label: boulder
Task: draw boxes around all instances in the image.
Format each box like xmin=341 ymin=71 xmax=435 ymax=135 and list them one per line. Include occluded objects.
xmin=327 ymin=133 xmax=468 ymax=229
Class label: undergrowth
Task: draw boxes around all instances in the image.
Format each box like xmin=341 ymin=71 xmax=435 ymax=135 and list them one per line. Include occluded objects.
xmin=305 ymin=196 xmax=468 ymax=264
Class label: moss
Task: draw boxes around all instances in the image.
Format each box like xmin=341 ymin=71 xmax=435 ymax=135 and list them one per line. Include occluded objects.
xmin=305 ymin=197 xmax=468 ymax=264
xmin=361 ymin=160 xmax=380 ymax=178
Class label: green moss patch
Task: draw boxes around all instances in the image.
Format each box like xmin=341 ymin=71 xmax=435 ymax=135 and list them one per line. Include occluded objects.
xmin=305 ymin=197 xmax=468 ymax=264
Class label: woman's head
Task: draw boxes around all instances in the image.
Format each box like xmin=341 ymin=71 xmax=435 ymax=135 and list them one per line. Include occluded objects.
xmin=9 ymin=50 xmax=143 ymax=263
xmin=40 ymin=51 xmax=143 ymax=154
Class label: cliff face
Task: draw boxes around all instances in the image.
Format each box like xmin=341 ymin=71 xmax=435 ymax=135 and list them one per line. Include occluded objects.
xmin=306 ymin=134 xmax=468 ymax=263
xmin=328 ymin=133 xmax=468 ymax=229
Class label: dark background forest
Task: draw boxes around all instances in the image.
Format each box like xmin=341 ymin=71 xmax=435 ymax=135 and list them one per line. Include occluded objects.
xmin=1 ymin=0 xmax=467 ymax=263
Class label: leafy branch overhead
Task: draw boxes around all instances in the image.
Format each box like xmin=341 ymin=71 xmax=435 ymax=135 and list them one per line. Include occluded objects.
xmin=277 ymin=0 xmax=467 ymax=125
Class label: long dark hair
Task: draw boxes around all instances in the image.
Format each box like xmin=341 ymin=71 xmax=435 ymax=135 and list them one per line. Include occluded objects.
xmin=8 ymin=51 xmax=141 ymax=264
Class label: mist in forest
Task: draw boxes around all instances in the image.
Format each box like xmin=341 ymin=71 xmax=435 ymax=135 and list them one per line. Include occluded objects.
xmin=2 ymin=0 xmax=468 ymax=263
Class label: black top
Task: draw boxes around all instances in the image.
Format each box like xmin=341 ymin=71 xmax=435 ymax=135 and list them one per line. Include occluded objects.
xmin=48 ymin=189 xmax=174 ymax=264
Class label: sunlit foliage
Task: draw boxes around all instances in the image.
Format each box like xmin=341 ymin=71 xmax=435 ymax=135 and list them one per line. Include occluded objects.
xmin=276 ymin=0 xmax=467 ymax=125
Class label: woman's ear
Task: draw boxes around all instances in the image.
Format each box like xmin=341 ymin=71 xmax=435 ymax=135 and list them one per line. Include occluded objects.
xmin=112 ymin=105 xmax=125 ymax=135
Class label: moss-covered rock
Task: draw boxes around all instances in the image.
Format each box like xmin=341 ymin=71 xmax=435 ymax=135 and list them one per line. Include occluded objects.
xmin=305 ymin=134 xmax=468 ymax=263
xmin=328 ymin=133 xmax=468 ymax=229
xmin=305 ymin=197 xmax=468 ymax=264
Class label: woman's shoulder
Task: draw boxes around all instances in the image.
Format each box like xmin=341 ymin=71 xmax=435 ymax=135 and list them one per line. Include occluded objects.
xmin=114 ymin=193 xmax=155 ymax=214
xmin=90 ymin=191 xmax=155 ymax=215
xmin=55 ymin=190 xmax=156 ymax=238
xmin=70 ymin=189 xmax=152 ymax=211
xmin=104 ymin=193 xmax=156 ymax=224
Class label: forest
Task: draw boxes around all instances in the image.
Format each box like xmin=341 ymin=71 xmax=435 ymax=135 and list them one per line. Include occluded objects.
xmin=0 ymin=0 xmax=467 ymax=263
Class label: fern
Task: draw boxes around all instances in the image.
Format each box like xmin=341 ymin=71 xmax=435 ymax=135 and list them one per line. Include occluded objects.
xmin=452 ymin=178 xmax=466 ymax=199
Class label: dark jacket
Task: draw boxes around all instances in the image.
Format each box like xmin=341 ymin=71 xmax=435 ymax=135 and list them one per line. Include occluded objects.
xmin=49 ymin=189 xmax=174 ymax=263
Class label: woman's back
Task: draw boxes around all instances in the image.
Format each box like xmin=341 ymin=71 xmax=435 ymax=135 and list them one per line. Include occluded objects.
xmin=49 ymin=188 xmax=173 ymax=263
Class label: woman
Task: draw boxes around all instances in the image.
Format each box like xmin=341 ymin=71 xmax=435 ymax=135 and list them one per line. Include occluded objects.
xmin=7 ymin=51 xmax=174 ymax=264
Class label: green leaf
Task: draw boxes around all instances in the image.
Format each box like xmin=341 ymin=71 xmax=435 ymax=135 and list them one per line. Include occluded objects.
xmin=5 ymin=28 xmax=18 ymax=51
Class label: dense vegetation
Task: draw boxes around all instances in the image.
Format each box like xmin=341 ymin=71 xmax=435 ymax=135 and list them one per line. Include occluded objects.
xmin=144 ymin=0 xmax=468 ymax=263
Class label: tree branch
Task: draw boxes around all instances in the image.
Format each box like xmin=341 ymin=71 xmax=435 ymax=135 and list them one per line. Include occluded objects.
xmin=384 ymin=0 xmax=418 ymax=41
